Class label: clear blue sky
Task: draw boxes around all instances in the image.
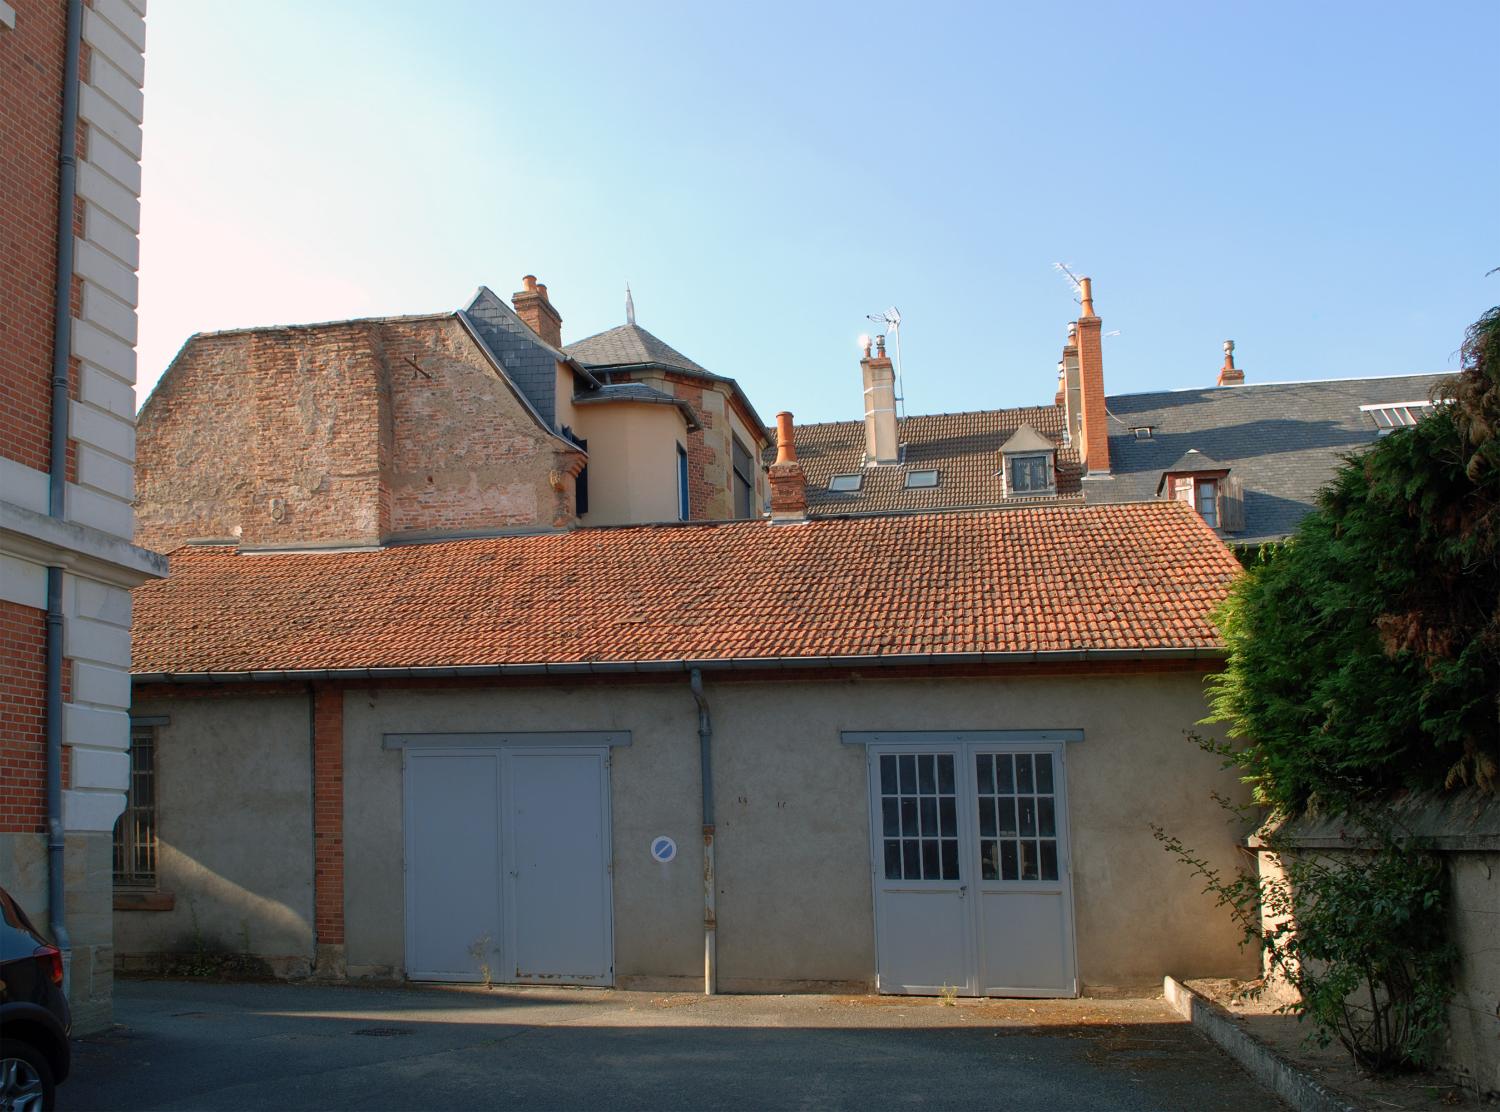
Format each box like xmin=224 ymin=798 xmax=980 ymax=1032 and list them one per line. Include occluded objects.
xmin=135 ymin=0 xmax=1498 ymax=422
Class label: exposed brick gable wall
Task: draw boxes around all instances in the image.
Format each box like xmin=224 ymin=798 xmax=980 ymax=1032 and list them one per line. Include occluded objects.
xmin=386 ymin=319 xmax=575 ymax=536
xmin=135 ymin=317 xmax=582 ymax=551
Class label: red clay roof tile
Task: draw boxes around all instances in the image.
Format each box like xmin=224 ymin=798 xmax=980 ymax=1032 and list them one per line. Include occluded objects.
xmin=132 ymin=502 xmax=1238 ymax=675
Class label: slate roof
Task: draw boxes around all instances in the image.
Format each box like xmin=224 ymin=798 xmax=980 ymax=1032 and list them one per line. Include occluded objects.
xmin=565 ymin=323 xmax=710 ymax=375
xmin=572 ymin=383 xmax=702 ymax=431
xmin=777 ymin=373 xmax=1447 ymax=540
xmin=773 ymin=406 xmax=1083 ymax=514
xmin=1093 ymin=373 xmax=1449 ymax=542
xmin=462 ymin=287 xmax=593 ymax=431
xmin=132 ymin=502 xmax=1238 ymax=677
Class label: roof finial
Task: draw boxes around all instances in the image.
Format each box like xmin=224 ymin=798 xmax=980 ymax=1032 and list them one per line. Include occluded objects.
xmin=625 ymin=283 xmax=635 ymax=326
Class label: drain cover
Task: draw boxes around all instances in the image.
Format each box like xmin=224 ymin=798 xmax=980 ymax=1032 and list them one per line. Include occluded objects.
xmin=352 ymin=1027 xmax=413 ymax=1038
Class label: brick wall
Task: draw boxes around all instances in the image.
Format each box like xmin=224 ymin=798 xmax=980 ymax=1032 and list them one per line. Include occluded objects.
xmin=312 ymin=685 xmax=343 ymax=947
xmin=0 ymin=602 xmax=49 ymax=833
xmin=0 ymin=601 xmax=71 ymax=834
xmin=135 ymin=317 xmax=578 ymax=550
xmin=666 ymin=379 xmax=719 ymax=520
xmin=0 ymin=0 xmax=67 ymax=471
xmin=386 ymin=318 xmax=572 ymax=536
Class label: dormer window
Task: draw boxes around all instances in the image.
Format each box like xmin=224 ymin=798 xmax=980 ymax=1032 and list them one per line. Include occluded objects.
xmin=1008 ymin=454 xmax=1053 ymax=494
xmin=999 ymin=424 xmax=1057 ymax=498
xmin=1158 ymin=449 xmax=1242 ymax=532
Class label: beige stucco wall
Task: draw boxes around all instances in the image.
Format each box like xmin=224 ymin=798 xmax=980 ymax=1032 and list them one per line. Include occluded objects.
xmin=338 ymin=670 xmax=1255 ymax=992
xmin=116 ymin=671 xmax=1255 ymax=994
xmin=574 ymin=403 xmax=687 ymax=526
xmin=115 ymin=695 xmax=315 ymax=975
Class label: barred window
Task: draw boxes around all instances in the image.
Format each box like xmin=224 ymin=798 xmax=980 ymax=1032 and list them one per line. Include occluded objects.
xmin=113 ymin=723 xmax=158 ymax=886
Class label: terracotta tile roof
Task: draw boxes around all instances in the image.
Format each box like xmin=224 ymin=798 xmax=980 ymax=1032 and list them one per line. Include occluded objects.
xmin=770 ymin=406 xmax=1080 ymax=515
xmin=133 ymin=503 xmax=1238 ymax=676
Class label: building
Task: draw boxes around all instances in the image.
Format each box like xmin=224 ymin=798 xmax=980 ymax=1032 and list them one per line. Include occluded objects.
xmin=133 ymin=279 xmax=771 ymax=552
xmin=787 ymin=279 xmax=1447 ymax=544
xmin=120 ymin=442 xmax=1255 ymax=995
xmin=0 ymin=0 xmax=162 ymax=1033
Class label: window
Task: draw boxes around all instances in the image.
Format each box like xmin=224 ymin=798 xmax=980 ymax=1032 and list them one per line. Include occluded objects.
xmin=731 ymin=436 xmax=755 ymax=520
xmin=1195 ymin=478 xmax=1219 ymax=528
xmin=676 ymin=444 xmax=690 ymax=521
xmin=976 ymin=752 xmax=1059 ymax=882
xmin=114 ymin=722 xmax=158 ymax=886
xmin=1360 ymin=401 xmax=1433 ymax=434
xmin=879 ymin=753 xmax=960 ymax=881
xmin=828 ymin=474 xmax=862 ymax=493
xmin=904 ymin=469 xmax=940 ymax=489
xmin=1006 ymin=453 xmax=1053 ymax=495
xmin=1131 ymin=426 xmax=1154 ymax=440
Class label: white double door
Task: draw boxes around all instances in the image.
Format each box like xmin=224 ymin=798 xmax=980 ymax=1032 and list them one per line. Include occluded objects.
xmin=868 ymin=740 xmax=1076 ymax=997
xmin=403 ymin=747 xmax=613 ymax=985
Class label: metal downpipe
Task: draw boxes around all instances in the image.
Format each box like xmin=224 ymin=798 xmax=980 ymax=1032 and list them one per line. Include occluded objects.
xmin=45 ymin=569 xmax=71 ymax=973
xmin=689 ymin=668 xmax=715 ymax=995
xmin=45 ymin=0 xmax=85 ymax=975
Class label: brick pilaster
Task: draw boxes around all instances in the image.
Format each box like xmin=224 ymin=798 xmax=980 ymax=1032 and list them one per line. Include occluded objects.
xmin=312 ymin=685 xmax=344 ymax=947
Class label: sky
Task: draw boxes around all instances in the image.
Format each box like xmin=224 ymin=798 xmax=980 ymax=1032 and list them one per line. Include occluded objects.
xmin=134 ymin=1 xmax=1498 ymax=423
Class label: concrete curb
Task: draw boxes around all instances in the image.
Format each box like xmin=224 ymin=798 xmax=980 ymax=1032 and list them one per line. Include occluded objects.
xmin=1163 ymin=976 xmax=1361 ymax=1112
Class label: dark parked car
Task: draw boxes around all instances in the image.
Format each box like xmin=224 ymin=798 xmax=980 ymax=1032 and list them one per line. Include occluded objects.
xmin=1 ymin=886 xmax=70 ymax=1112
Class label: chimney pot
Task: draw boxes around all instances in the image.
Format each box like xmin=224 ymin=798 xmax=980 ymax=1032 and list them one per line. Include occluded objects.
xmin=769 ymin=412 xmax=808 ymax=521
xmin=774 ymin=411 xmax=798 ymax=464
xmin=1078 ymin=277 xmax=1096 ymax=318
xmin=512 ymin=275 xmax=563 ymax=348
xmin=1217 ymin=339 xmax=1245 ymax=386
xmin=875 ymin=334 xmax=886 ymax=357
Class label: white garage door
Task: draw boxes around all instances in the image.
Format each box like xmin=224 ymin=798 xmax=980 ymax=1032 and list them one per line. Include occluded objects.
xmin=861 ymin=735 xmax=1077 ymax=997
xmin=403 ymin=745 xmax=613 ymax=986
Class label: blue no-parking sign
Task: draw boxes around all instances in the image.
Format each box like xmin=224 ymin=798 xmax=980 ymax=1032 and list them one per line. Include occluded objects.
xmin=651 ymin=835 xmax=677 ymax=863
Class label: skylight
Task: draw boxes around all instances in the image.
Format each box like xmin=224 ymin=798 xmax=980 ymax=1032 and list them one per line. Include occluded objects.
xmin=1360 ymin=401 xmax=1433 ymax=434
xmin=904 ymin=470 xmax=940 ymax=489
xmin=828 ymin=474 xmax=862 ymax=492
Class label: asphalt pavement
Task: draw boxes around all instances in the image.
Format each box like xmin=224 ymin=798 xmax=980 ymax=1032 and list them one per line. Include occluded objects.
xmin=61 ymin=979 xmax=1283 ymax=1110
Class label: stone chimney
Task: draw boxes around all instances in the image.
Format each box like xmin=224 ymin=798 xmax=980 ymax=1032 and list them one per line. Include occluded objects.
xmin=1217 ymin=340 xmax=1245 ymax=386
xmin=1059 ymin=323 xmax=1082 ymax=447
xmin=1074 ymin=277 xmax=1110 ymax=476
xmin=861 ymin=334 xmax=900 ymax=464
xmin=512 ymin=275 xmax=563 ymax=348
xmin=768 ymin=412 xmax=808 ymax=522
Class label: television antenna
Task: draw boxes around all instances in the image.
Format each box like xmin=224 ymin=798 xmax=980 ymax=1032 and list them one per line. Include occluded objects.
xmin=1053 ymin=262 xmax=1084 ymax=303
xmin=866 ymin=306 xmax=905 ymax=419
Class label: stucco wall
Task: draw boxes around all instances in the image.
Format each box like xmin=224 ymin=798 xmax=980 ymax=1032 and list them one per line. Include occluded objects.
xmin=338 ymin=670 xmax=1254 ymax=992
xmin=115 ymin=695 xmax=315 ymax=975
xmin=573 ymin=403 xmax=687 ymax=527
xmin=118 ymin=671 xmax=1255 ymax=994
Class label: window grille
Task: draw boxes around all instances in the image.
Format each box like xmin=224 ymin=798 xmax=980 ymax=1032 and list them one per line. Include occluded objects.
xmin=114 ymin=723 xmax=158 ymax=886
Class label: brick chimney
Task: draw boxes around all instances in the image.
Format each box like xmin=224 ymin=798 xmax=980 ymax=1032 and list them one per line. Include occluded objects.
xmin=1074 ymin=277 xmax=1110 ymax=476
xmin=861 ymin=334 xmax=900 ymax=464
xmin=768 ymin=412 xmax=808 ymax=522
xmin=1217 ymin=340 xmax=1245 ymax=386
xmin=512 ymin=275 xmax=563 ymax=348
